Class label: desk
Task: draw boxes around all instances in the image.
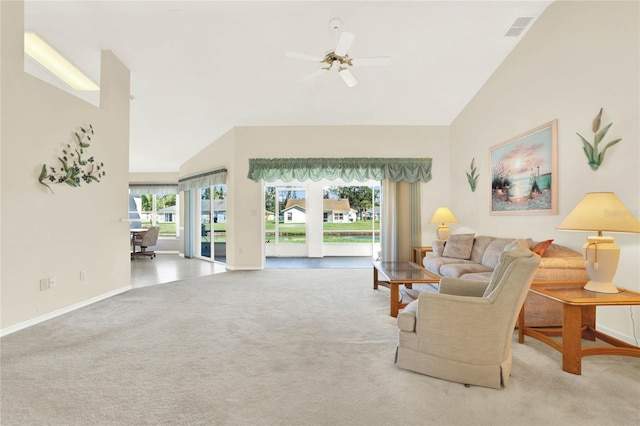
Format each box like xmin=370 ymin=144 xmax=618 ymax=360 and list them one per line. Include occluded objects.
xmin=373 ymin=261 xmax=440 ymax=317
xmin=518 ymin=282 xmax=640 ymax=374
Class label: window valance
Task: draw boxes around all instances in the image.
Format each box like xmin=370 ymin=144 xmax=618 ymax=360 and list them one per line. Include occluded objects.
xmin=178 ymin=168 xmax=228 ymax=192
xmin=247 ymin=158 xmax=432 ymax=183
xmin=129 ymin=183 xmax=178 ymax=196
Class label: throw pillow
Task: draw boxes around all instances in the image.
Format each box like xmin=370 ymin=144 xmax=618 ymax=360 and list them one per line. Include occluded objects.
xmin=432 ymin=240 xmax=446 ymax=256
xmin=531 ymin=239 xmax=554 ymax=257
xmin=442 ymin=233 xmax=475 ymax=260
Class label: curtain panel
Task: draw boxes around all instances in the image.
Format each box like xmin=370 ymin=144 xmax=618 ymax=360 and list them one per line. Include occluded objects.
xmin=247 ymin=158 xmax=432 ymax=183
xmin=380 ymin=180 xmax=422 ymax=262
xmin=178 ymin=169 xmax=228 ymax=192
xmin=129 ymin=184 xmax=178 ymax=196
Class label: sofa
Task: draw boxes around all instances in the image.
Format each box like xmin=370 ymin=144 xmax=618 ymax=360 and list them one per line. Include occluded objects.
xmin=422 ymin=234 xmax=589 ymax=327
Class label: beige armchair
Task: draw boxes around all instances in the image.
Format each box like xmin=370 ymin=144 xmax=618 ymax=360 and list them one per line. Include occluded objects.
xmin=395 ymin=242 xmax=541 ymax=389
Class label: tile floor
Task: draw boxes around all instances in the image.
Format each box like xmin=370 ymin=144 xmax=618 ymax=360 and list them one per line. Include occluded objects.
xmin=131 ymin=254 xmax=373 ymax=288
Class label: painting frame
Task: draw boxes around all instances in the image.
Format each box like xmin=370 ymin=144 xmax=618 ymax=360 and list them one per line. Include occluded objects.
xmin=489 ymin=120 xmax=558 ymax=215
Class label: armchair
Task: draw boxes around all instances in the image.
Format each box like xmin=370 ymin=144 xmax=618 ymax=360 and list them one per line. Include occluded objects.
xmin=395 ymin=242 xmax=540 ymax=389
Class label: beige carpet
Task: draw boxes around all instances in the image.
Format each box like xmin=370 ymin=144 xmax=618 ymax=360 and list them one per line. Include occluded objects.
xmin=1 ymin=269 xmax=639 ymax=425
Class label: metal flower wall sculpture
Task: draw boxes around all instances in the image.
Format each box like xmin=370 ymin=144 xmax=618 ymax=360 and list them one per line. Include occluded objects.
xmin=466 ymin=157 xmax=479 ymax=192
xmin=38 ymin=124 xmax=106 ymax=194
xmin=576 ymin=108 xmax=622 ymax=171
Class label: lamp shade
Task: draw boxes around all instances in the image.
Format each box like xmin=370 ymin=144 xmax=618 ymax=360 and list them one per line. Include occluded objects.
xmin=429 ymin=207 xmax=458 ymax=225
xmin=556 ymin=192 xmax=640 ymax=234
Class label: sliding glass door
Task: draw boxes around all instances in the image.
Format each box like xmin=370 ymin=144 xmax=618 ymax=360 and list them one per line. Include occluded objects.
xmin=198 ymin=184 xmax=227 ymax=263
xmin=264 ymin=179 xmax=380 ymax=258
xmin=265 ymin=185 xmax=307 ymax=257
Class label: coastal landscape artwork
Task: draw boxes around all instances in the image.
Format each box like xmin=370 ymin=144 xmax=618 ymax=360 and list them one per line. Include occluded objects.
xmin=490 ymin=120 xmax=558 ymax=215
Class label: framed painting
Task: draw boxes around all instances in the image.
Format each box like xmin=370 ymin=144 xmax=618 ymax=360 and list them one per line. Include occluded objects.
xmin=489 ymin=120 xmax=558 ymax=215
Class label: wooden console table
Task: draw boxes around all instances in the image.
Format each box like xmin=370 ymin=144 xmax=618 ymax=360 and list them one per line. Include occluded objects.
xmin=373 ymin=261 xmax=440 ymax=317
xmin=518 ymin=282 xmax=640 ymax=375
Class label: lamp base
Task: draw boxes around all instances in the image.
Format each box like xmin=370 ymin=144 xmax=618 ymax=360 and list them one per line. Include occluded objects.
xmin=582 ymin=236 xmax=620 ymax=294
xmin=583 ymin=280 xmax=619 ymax=294
xmin=436 ymin=225 xmax=450 ymax=241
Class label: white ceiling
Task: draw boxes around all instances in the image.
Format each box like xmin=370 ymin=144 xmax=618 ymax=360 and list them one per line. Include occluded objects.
xmin=23 ymin=0 xmax=552 ymax=173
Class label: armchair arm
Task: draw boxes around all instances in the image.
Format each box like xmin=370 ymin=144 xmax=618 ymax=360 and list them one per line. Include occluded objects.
xmin=439 ymin=277 xmax=489 ymax=297
xmin=397 ymin=300 xmax=418 ymax=331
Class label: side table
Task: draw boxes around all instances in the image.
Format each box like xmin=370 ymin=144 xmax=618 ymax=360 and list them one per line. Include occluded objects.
xmin=412 ymin=246 xmax=433 ymax=265
xmin=518 ymin=282 xmax=640 ymax=374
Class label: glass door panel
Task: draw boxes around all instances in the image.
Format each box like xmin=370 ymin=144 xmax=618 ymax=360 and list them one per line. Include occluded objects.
xmin=200 ymin=187 xmax=212 ymax=258
xmin=212 ymin=185 xmax=227 ymax=263
xmin=264 ymin=185 xmax=307 ymax=257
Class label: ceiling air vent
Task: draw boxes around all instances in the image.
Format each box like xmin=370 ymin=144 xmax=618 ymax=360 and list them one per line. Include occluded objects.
xmin=504 ymin=16 xmax=534 ymax=37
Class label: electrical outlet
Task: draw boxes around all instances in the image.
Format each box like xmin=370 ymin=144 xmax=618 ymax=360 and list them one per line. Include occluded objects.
xmin=80 ymin=271 xmax=86 ymax=281
xmin=39 ymin=278 xmax=49 ymax=291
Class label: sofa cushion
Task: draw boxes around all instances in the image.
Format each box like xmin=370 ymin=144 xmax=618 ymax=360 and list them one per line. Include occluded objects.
xmin=423 ymin=255 xmax=475 ymax=275
xmin=432 ymin=240 xmax=446 ymax=256
xmin=481 ymin=238 xmax=517 ymax=269
xmin=439 ymin=262 xmax=492 ymax=278
xmin=469 ymin=235 xmax=495 ymax=263
xmin=442 ymin=233 xmax=475 ymax=260
xmin=543 ymin=243 xmax=583 ymax=258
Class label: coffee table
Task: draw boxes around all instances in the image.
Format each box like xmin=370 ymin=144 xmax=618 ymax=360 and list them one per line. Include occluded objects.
xmin=373 ymin=261 xmax=441 ymax=317
xmin=518 ymin=282 xmax=640 ymax=374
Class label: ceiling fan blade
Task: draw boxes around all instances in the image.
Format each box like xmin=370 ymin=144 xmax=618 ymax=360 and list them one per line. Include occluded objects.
xmin=299 ymin=68 xmax=327 ymax=82
xmin=339 ymin=68 xmax=358 ymax=88
xmin=351 ymin=56 xmax=392 ymax=67
xmin=285 ymin=51 xmax=323 ymax=62
xmin=334 ymin=31 xmax=355 ymax=57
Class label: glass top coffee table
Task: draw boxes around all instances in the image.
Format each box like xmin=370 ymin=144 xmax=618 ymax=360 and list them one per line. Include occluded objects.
xmin=373 ymin=261 xmax=441 ymax=317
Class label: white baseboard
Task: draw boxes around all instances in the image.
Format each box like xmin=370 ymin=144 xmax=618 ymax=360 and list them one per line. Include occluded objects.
xmin=596 ymin=323 xmax=639 ymax=346
xmin=0 ymin=285 xmax=132 ymax=337
xmin=225 ymin=264 xmax=262 ymax=271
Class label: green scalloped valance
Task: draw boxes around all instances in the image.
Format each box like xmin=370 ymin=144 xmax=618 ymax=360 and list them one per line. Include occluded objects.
xmin=247 ymin=158 xmax=432 ymax=183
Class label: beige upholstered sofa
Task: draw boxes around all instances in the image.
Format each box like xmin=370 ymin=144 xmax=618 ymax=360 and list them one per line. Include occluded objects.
xmin=422 ymin=234 xmax=588 ymax=326
xmin=396 ymin=242 xmax=541 ymax=389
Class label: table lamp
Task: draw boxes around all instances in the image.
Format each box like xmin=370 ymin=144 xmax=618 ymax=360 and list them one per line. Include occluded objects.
xmin=429 ymin=207 xmax=458 ymax=240
xmin=557 ymin=192 xmax=640 ymax=293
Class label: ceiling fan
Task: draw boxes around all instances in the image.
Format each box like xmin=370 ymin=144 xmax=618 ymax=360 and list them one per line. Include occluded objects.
xmin=285 ymin=18 xmax=391 ymax=88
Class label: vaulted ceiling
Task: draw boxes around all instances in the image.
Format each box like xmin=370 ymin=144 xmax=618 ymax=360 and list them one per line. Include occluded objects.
xmin=24 ymin=1 xmax=552 ymax=172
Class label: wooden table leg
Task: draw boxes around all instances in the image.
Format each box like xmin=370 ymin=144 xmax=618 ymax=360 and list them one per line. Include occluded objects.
xmin=518 ymin=305 xmax=525 ymax=343
xmin=562 ymin=304 xmax=583 ymax=374
xmin=373 ymin=266 xmax=378 ymax=290
xmin=581 ymin=305 xmax=597 ymax=341
xmin=390 ymin=283 xmax=399 ymax=317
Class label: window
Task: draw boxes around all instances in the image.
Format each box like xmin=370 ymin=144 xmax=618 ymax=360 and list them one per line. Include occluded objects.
xmin=323 ymin=184 xmax=380 ymax=244
xmin=128 ymin=192 xmax=179 ymax=238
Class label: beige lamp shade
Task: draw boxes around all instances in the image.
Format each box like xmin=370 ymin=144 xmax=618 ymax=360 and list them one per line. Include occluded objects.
xmin=557 ymin=192 xmax=640 ymax=294
xmin=557 ymin=192 xmax=640 ymax=234
xmin=429 ymin=207 xmax=458 ymax=240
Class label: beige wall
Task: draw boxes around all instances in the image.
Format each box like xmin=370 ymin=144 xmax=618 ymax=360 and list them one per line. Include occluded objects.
xmin=451 ymin=0 xmax=639 ymax=340
xmin=1 ymin=1 xmax=131 ymax=332
xmin=180 ymin=125 xmax=451 ymax=269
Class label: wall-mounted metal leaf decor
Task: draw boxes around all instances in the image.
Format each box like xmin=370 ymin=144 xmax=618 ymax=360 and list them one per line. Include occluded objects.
xmin=576 ymin=108 xmax=622 ymax=171
xmin=466 ymin=157 xmax=479 ymax=192
xmin=38 ymin=124 xmax=106 ymax=194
